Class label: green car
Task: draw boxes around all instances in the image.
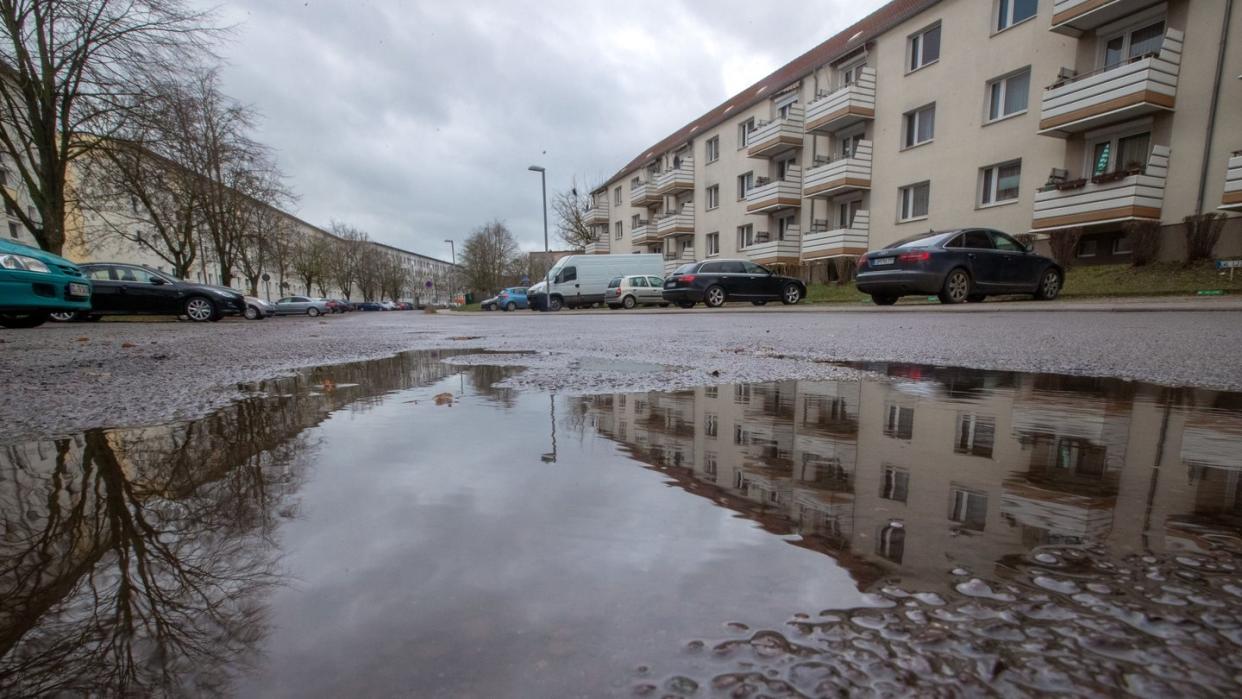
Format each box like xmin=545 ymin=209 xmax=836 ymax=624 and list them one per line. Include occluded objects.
xmin=0 ymin=238 xmax=92 ymax=328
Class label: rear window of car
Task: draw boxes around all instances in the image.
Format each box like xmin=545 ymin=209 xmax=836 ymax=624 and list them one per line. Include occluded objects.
xmin=673 ymin=264 xmax=697 ymax=275
xmin=608 ymin=277 xmax=622 ymax=288
xmin=885 ymin=232 xmax=953 ymax=250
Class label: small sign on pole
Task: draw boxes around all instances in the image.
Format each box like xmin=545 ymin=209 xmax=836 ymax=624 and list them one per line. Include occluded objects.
xmin=1217 ymin=259 xmax=1242 ymax=282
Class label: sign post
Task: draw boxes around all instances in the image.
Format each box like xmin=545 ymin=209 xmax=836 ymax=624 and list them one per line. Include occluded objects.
xmin=1217 ymin=259 xmax=1242 ymax=282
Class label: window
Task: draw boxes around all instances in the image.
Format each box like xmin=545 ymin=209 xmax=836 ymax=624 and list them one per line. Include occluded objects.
xmin=986 ymin=69 xmax=1030 ymax=121
xmin=949 ymin=487 xmax=988 ymax=531
xmin=704 ymin=413 xmax=718 ymax=438
xmin=1103 ymin=19 xmax=1165 ymax=68
xmin=737 ymin=172 xmax=754 ymax=199
xmin=777 ymin=215 xmax=796 ymax=240
xmin=883 ymin=404 xmax=914 ymax=439
xmin=898 ymin=182 xmax=930 ymax=221
xmin=996 ymin=0 xmax=1037 ymax=31
xmin=1077 ymin=238 xmax=1098 ymax=258
xmin=955 ymin=414 xmax=996 ymax=458
xmin=8 ymin=222 xmax=17 ymax=238
xmin=838 ymin=60 xmax=867 ymax=88
xmin=703 ymin=452 xmax=718 ymax=480
xmin=630 ymin=276 xmax=648 ymax=287
xmin=903 ymin=104 xmax=935 ymax=147
xmin=704 ymin=386 xmax=718 ymax=399
xmin=980 ymin=161 xmax=1021 ymax=206
xmin=706 ymin=185 xmax=720 ymax=210
xmin=737 ymin=224 xmax=754 ymax=249
xmin=838 ymin=200 xmax=862 ymax=229
xmin=734 ymin=384 xmax=751 ymax=403
xmin=738 ymin=118 xmax=755 ymax=148
xmin=877 ymin=524 xmax=906 ymax=563
xmin=1113 ymin=235 xmax=1133 ymax=255
xmin=706 ymin=136 xmax=720 ymax=163
xmin=614 ymin=221 xmax=622 ymax=240
xmin=909 ymin=23 xmax=941 ymax=72
xmin=881 ymin=466 xmax=910 ymax=503
xmin=991 ymin=231 xmax=1025 ymax=251
xmin=614 ymin=186 xmax=622 ymax=205
xmin=706 ymin=232 xmax=720 ymax=256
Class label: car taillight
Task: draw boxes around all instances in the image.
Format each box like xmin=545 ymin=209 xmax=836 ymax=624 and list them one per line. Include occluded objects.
xmin=856 ymin=256 xmax=867 ymax=270
xmin=898 ymin=251 xmax=932 ymax=263
xmin=679 ymin=275 xmax=695 ymax=283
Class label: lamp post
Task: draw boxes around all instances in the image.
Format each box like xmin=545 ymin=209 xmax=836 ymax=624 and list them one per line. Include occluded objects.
xmin=527 ymin=165 xmax=548 ymax=253
xmin=444 ymin=239 xmax=455 ymax=302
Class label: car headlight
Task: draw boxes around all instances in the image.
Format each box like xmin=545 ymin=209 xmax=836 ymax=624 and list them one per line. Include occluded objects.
xmin=0 ymin=254 xmax=51 ymax=273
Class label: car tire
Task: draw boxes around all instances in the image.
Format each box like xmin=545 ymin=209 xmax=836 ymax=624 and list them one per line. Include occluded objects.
xmin=966 ymin=294 xmax=986 ymax=303
xmin=751 ymin=300 xmax=768 ymax=306
xmin=703 ymin=285 xmax=726 ymax=308
xmin=780 ymin=283 xmax=802 ymax=305
xmin=938 ymin=269 xmax=972 ymax=305
xmin=184 ymin=296 xmax=217 ymax=322
xmin=677 ymin=301 xmax=695 ymax=309
xmin=1035 ymin=268 xmax=1063 ymax=301
xmin=244 ymin=305 xmax=260 ymax=320
xmin=871 ymin=295 xmax=898 ymax=306
xmin=49 ymin=311 xmax=77 ymax=322
xmin=0 ymin=312 xmax=50 ymax=328
xmin=622 ymin=295 xmax=636 ymax=309
xmin=548 ymin=296 xmax=563 ymax=312
xmin=307 ymin=307 xmax=321 ymax=317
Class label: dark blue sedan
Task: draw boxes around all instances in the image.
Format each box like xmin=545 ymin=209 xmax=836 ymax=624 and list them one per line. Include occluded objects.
xmin=856 ymin=229 xmax=1063 ymax=305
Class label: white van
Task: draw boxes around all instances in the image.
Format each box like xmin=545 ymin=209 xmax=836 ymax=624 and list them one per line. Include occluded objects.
xmin=532 ymin=254 xmax=664 ymax=311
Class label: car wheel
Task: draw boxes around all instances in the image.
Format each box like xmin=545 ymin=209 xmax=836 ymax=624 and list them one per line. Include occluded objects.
xmin=622 ymin=295 xmax=636 ymax=309
xmin=938 ymin=269 xmax=972 ymax=305
xmin=307 ymin=307 xmax=321 ymax=317
xmin=505 ymin=302 xmax=517 ymax=312
xmin=244 ymin=305 xmax=260 ymax=320
xmin=184 ymin=296 xmax=217 ymax=322
xmin=704 ymin=285 xmax=726 ymax=308
xmin=0 ymin=312 xmax=50 ymax=328
xmin=871 ymin=295 xmax=898 ymax=306
xmin=677 ymin=301 xmax=695 ymax=309
xmin=49 ymin=311 xmax=77 ymax=322
xmin=966 ymin=294 xmax=986 ymax=303
xmin=548 ymin=296 xmax=563 ymax=312
xmin=751 ymin=300 xmax=768 ymax=306
xmin=1035 ymin=268 xmax=1063 ymax=301
xmin=780 ymin=283 xmax=802 ymax=305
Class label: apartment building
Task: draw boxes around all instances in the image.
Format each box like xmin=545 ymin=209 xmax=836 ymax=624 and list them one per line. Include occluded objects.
xmin=586 ymin=0 xmax=1242 ymax=279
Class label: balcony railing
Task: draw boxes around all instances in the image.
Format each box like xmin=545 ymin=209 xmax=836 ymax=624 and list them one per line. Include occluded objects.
xmin=801 ymin=210 xmax=870 ymax=260
xmin=588 ymin=237 xmax=610 ymax=255
xmin=747 ymin=106 xmax=805 ymax=158
xmin=655 ymin=206 xmax=694 ymax=237
xmin=803 ymin=141 xmax=872 ymax=198
xmin=1222 ymin=151 xmax=1242 ymax=211
xmin=584 ymin=201 xmax=609 ymax=225
xmin=805 ymin=68 xmax=876 ymax=134
xmin=655 ymin=158 xmax=694 ymax=194
xmin=1038 ymin=28 xmax=1182 ymax=135
xmin=1050 ymin=0 xmax=1151 ymax=35
xmin=746 ymin=167 xmax=803 ymax=213
xmin=631 ymin=220 xmax=656 ymax=245
xmin=743 ymin=226 xmax=801 ymax=266
xmin=663 ymin=248 xmax=695 ymax=276
xmin=1031 ymin=145 xmax=1168 ymax=232
xmin=630 ymin=181 xmax=660 ymax=208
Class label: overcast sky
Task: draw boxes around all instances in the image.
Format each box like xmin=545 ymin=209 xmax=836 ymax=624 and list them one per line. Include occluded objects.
xmin=207 ymin=0 xmax=887 ymax=262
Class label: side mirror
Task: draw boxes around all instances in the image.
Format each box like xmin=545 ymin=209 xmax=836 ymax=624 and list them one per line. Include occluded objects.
xmin=150 ymin=276 xmax=167 ymax=285
xmin=1023 ymin=243 xmax=1034 ymax=253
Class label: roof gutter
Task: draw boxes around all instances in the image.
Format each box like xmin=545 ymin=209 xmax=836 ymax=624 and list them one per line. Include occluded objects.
xmin=1196 ymin=0 xmax=1234 ymax=215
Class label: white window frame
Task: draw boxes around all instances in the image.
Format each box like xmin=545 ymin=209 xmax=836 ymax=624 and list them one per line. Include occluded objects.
xmin=955 ymin=413 xmax=996 ymax=457
xmin=837 ymin=57 xmax=868 ymax=89
xmin=979 ymin=159 xmax=1022 ymax=208
xmin=1097 ymin=7 xmax=1167 ymax=69
xmin=704 ymin=413 xmax=718 ymax=438
xmin=902 ymin=104 xmax=936 ymax=149
xmin=995 ymin=0 xmax=1038 ymax=33
xmin=705 ymin=136 xmax=720 ymax=164
xmin=706 ymin=232 xmax=720 ymax=256
xmin=1083 ymin=120 xmax=1153 ymax=176
xmin=738 ymin=118 xmax=755 ymax=149
xmin=737 ymin=224 xmax=754 ymax=250
xmin=837 ymin=197 xmax=863 ymax=228
xmin=898 ymin=181 xmax=931 ymax=222
xmin=705 ymin=184 xmax=720 ymax=210
xmin=985 ymin=68 xmax=1031 ymax=123
xmin=1112 ymin=235 xmax=1133 ymax=255
xmin=949 ymin=487 xmax=988 ymax=531
xmin=614 ymin=221 xmax=622 ymax=240
xmin=614 ymin=186 xmax=622 ymax=205
xmin=908 ymin=22 xmax=942 ymax=73
xmin=737 ymin=171 xmax=754 ymax=200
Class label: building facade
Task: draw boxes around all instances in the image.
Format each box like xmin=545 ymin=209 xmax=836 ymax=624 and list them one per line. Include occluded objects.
xmin=586 ymin=0 xmax=1242 ymax=280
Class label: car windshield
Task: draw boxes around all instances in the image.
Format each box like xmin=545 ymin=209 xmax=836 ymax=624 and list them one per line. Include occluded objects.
xmin=883 ymin=232 xmax=953 ymax=250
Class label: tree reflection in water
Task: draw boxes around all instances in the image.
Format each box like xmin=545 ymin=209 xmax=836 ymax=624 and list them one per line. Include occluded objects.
xmin=0 ymin=349 xmax=471 ymax=696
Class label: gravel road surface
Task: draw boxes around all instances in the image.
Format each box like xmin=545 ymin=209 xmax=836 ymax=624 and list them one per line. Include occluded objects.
xmin=4 ymin=304 xmax=1241 ymax=442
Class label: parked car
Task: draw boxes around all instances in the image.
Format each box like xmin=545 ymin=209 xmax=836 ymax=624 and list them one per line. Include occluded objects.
xmin=606 ymin=275 xmax=670 ymax=309
xmin=273 ymin=296 xmax=332 ymax=316
xmin=662 ymin=259 xmax=805 ymax=308
xmin=0 ymin=239 xmax=92 ymax=328
xmin=73 ymin=263 xmax=244 ymax=322
xmin=481 ymin=295 xmax=499 ymax=311
xmin=324 ymin=299 xmax=347 ymax=313
xmin=497 ymin=286 xmax=529 ymax=311
xmin=379 ymin=300 xmax=397 ymax=311
xmin=356 ymin=301 xmax=383 ymax=311
xmin=531 ymin=254 xmax=664 ymax=311
xmin=855 ymin=228 xmax=1064 ymax=305
xmin=244 ymin=296 xmax=275 ymax=320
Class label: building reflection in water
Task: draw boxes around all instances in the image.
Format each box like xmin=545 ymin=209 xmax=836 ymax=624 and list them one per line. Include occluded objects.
xmin=577 ymin=364 xmax=1242 ymax=592
xmin=0 ymin=350 xmax=479 ymax=696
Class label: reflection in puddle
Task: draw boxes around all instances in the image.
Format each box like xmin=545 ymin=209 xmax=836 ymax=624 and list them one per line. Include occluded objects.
xmin=1 ymin=355 xmax=1240 ymax=696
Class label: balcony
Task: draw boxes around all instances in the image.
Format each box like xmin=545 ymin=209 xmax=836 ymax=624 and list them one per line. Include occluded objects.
xmin=801 ymin=211 xmax=870 ymax=261
xmin=631 ymin=220 xmax=657 ymax=245
xmin=747 ymin=106 xmax=805 ymax=158
xmin=1038 ymin=28 xmax=1182 ymax=135
xmin=585 ymin=201 xmax=609 ymax=225
xmin=743 ymin=227 xmax=801 ymax=267
xmin=655 ymin=206 xmax=694 ymax=237
xmin=804 ymin=68 xmax=876 ymax=134
xmin=746 ymin=167 xmax=802 ymax=214
xmin=630 ymin=181 xmax=660 ymax=208
xmin=663 ymin=248 xmax=695 ymax=276
xmin=655 ymin=158 xmax=694 ymax=194
xmin=587 ymin=237 xmax=610 ymax=255
xmin=1050 ymin=0 xmax=1154 ymax=35
xmin=1031 ymin=145 xmax=1168 ymax=232
xmin=1222 ymin=151 xmax=1242 ymax=212
xmin=803 ymin=141 xmax=872 ymax=198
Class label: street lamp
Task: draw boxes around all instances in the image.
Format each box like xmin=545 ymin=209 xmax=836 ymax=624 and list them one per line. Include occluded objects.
xmin=527 ymin=165 xmax=548 ymax=253
xmin=444 ymin=239 xmax=455 ymax=302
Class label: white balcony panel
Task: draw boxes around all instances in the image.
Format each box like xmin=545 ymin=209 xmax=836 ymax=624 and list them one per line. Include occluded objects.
xmin=630 ymin=182 xmax=659 ymax=208
xmin=801 ymin=211 xmax=870 ymax=260
xmin=1032 ymin=146 xmax=1168 ymax=232
xmin=805 ymin=68 xmax=876 ymax=134
xmin=803 ymin=141 xmax=872 ymax=198
xmin=743 ymin=227 xmax=801 ymax=266
xmin=655 ymin=207 xmax=695 ymax=237
xmin=631 ymin=221 xmax=656 ymax=245
xmin=655 ymin=158 xmax=695 ymax=194
xmin=1051 ymin=0 xmax=1156 ymax=35
xmin=747 ymin=106 xmax=805 ymax=158
xmin=745 ymin=168 xmax=803 ymax=213
xmin=585 ymin=203 xmax=609 ymax=225
xmin=663 ymin=250 xmax=696 ymax=276
xmin=1222 ymin=152 xmax=1242 ymax=211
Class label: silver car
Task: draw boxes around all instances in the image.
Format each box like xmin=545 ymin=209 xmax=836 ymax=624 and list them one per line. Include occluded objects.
xmin=606 ymin=275 xmax=670 ymax=310
xmin=243 ymin=296 xmax=275 ymax=320
xmin=273 ymin=295 xmax=331 ymax=317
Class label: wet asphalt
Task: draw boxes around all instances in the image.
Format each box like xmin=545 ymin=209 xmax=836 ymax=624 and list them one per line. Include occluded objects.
xmin=3 ymin=304 xmax=1242 ymax=442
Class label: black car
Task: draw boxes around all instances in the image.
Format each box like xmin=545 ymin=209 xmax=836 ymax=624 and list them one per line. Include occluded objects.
xmin=856 ymin=229 xmax=1063 ymax=306
xmin=69 ymin=263 xmax=247 ymax=321
xmin=662 ymin=259 xmax=806 ymax=308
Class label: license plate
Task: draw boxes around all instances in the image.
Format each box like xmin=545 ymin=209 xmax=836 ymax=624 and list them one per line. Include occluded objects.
xmin=68 ymin=282 xmax=90 ymax=297
xmin=665 ymin=281 xmax=675 ymax=288
xmin=871 ymin=257 xmax=895 ymax=267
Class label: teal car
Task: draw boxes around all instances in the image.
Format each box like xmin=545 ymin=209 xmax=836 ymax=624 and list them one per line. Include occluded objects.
xmin=0 ymin=238 xmax=92 ymax=328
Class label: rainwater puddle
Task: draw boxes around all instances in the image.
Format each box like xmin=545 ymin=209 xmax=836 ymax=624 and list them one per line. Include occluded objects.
xmin=2 ymin=353 xmax=1241 ymax=697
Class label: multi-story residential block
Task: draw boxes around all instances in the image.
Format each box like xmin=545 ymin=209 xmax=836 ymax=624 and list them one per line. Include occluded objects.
xmin=586 ymin=0 xmax=1241 ymax=281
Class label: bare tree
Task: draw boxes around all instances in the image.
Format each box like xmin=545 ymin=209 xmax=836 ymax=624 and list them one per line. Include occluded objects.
xmin=0 ymin=0 xmax=220 ymax=254
xmin=379 ymin=250 xmax=410 ymax=302
xmin=354 ymin=242 xmax=382 ymax=301
xmin=460 ymin=220 xmax=521 ymax=296
xmin=551 ymin=178 xmax=597 ymax=250
xmin=264 ymin=215 xmax=297 ymax=296
xmin=327 ymin=221 xmax=366 ymax=300
xmin=290 ymin=232 xmax=331 ymax=296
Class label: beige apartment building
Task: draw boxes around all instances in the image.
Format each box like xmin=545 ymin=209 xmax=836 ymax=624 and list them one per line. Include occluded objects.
xmin=586 ymin=0 xmax=1242 ymax=280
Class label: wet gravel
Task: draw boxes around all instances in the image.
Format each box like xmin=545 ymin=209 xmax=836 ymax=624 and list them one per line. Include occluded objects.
xmin=3 ymin=307 xmax=1242 ymax=442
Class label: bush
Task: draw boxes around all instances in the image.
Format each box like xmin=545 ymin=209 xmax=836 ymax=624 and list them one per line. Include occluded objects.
xmin=1184 ymin=213 xmax=1226 ymax=263
xmin=1049 ymin=228 xmax=1082 ymax=269
xmin=1125 ymin=220 xmax=1162 ymax=267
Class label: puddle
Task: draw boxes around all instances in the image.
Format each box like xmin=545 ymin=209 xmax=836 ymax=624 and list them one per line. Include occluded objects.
xmin=2 ymin=354 xmax=1241 ymax=696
